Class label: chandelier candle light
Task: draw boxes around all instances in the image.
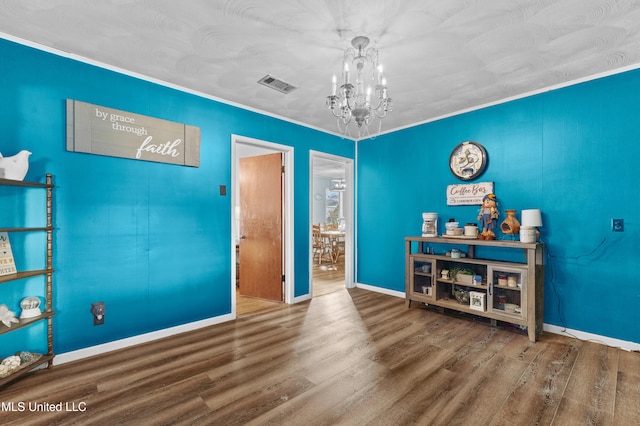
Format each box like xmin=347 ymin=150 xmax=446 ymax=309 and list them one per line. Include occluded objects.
xmin=326 ymin=36 xmax=392 ymax=138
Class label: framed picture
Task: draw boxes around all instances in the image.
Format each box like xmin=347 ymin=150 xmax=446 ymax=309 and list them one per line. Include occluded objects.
xmin=0 ymin=232 xmax=17 ymax=276
xmin=469 ymin=291 xmax=486 ymax=312
xmin=325 ymin=189 xmax=342 ymax=223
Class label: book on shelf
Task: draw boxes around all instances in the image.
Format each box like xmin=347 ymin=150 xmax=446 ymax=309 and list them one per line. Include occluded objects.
xmin=0 ymin=232 xmax=17 ymax=276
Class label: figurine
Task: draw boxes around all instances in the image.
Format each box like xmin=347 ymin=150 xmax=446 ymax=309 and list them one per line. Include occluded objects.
xmin=19 ymin=296 xmax=42 ymax=319
xmin=477 ymin=193 xmax=499 ymax=240
xmin=0 ymin=150 xmax=31 ymax=181
xmin=0 ymin=304 xmax=19 ymax=327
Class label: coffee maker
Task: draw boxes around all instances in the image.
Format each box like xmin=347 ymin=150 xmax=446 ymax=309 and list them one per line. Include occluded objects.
xmin=422 ymin=212 xmax=438 ymax=237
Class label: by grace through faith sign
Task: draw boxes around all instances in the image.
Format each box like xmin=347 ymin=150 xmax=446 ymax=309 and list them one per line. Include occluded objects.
xmin=66 ymin=100 xmax=200 ymax=167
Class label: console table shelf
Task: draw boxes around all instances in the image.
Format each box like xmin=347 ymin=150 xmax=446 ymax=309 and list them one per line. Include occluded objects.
xmin=405 ymin=236 xmax=544 ymax=342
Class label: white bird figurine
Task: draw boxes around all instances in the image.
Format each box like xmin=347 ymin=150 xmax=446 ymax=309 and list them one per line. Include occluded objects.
xmin=0 ymin=150 xmax=31 ymax=181
xmin=0 ymin=304 xmax=19 ymax=327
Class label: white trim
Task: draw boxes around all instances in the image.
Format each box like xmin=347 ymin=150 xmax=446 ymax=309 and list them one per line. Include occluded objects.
xmin=354 ymin=141 xmax=359 ymax=283
xmin=0 ymin=33 xmax=352 ymax=141
xmin=355 ymin=282 xmax=406 ymax=299
xmin=53 ymin=290 xmax=640 ymax=366
xmin=309 ymin=151 xmax=355 ymax=296
xmin=293 ymin=294 xmax=312 ymax=304
xmin=232 ymin=134 xmax=295 ymax=305
xmin=54 ymin=313 xmax=235 ymax=365
xmin=363 ymin=66 xmax=640 ymax=139
xmin=355 ymin=285 xmax=640 ymax=351
xmin=544 ymin=324 xmax=640 ymax=352
xmin=10 ymin=33 xmax=640 ymax=143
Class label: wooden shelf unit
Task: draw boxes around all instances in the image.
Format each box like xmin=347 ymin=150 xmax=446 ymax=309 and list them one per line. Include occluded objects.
xmin=0 ymin=174 xmax=55 ymax=387
xmin=405 ymin=236 xmax=544 ymax=342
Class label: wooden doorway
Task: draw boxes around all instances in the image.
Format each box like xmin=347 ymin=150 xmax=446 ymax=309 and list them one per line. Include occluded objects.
xmin=238 ymin=153 xmax=283 ymax=302
xmin=232 ymin=136 xmax=294 ymax=315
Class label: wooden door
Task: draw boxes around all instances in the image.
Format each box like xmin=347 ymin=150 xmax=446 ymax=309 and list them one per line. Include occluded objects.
xmin=239 ymin=153 xmax=283 ymax=301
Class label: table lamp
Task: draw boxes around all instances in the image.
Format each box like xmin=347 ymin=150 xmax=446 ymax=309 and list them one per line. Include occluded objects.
xmin=520 ymin=209 xmax=542 ymax=243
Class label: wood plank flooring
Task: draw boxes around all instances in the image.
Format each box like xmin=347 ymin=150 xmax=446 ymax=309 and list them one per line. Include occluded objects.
xmin=2 ymin=286 xmax=639 ymax=425
xmin=237 ymin=256 xmax=345 ymax=316
xmin=311 ymin=257 xmax=345 ymax=297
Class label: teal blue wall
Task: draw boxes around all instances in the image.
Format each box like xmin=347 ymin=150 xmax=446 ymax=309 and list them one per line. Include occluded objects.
xmin=0 ymin=39 xmax=353 ymax=355
xmin=3 ymin=35 xmax=638 ymax=355
xmin=357 ymin=69 xmax=639 ymax=344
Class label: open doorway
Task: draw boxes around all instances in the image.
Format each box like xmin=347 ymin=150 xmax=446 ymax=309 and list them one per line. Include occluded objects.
xmin=310 ymin=151 xmax=354 ymax=297
xmin=232 ymin=135 xmax=294 ymax=317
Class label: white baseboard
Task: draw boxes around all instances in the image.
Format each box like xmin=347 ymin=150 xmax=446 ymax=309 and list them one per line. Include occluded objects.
xmin=293 ymin=293 xmax=312 ymax=303
xmin=54 ymin=313 xmax=235 ymax=365
xmin=354 ymin=284 xmax=640 ymax=351
xmin=54 ymin=292 xmax=639 ymax=366
xmin=355 ymin=282 xmax=405 ymax=299
xmin=543 ymin=324 xmax=640 ymax=352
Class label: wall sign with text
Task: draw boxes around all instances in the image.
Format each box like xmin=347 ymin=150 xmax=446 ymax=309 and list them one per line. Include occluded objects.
xmin=66 ymin=100 xmax=200 ymax=167
xmin=446 ymin=182 xmax=494 ymax=205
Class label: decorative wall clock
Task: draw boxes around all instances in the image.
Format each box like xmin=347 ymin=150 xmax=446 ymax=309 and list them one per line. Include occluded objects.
xmin=449 ymin=141 xmax=487 ymax=181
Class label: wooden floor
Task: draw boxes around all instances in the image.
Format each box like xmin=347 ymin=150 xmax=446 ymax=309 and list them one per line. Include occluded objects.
xmin=236 ymin=256 xmax=345 ymax=316
xmin=2 ymin=286 xmax=639 ymax=424
xmin=310 ymin=256 xmax=345 ymax=297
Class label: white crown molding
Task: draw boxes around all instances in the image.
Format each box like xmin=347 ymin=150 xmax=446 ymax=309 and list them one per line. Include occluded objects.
xmin=0 ymin=32 xmax=354 ymax=142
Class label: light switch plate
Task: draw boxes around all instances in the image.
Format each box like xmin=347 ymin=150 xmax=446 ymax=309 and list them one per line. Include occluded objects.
xmin=612 ymin=218 xmax=624 ymax=232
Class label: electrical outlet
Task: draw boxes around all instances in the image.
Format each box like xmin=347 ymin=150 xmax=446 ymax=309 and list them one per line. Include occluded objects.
xmin=91 ymin=302 xmax=106 ymax=325
xmin=612 ymin=218 xmax=624 ymax=232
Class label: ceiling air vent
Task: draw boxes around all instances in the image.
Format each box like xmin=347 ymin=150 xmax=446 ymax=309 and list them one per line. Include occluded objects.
xmin=258 ymin=74 xmax=298 ymax=94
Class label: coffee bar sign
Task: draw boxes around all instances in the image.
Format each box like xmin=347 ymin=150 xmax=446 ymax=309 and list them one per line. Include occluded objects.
xmin=447 ymin=182 xmax=494 ymax=205
xmin=66 ymin=100 xmax=200 ymax=167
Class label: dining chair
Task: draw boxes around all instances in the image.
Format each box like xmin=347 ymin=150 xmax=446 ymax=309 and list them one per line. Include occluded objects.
xmin=312 ymin=224 xmax=329 ymax=264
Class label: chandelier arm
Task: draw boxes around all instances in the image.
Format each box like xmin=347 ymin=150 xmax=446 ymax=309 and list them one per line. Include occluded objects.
xmin=369 ymin=97 xmax=384 ymax=112
xmin=340 ymin=109 xmax=353 ymax=125
xmin=329 ymin=108 xmax=343 ymax=119
xmin=337 ymin=117 xmax=352 ymax=138
xmin=344 ymin=96 xmax=356 ymax=111
xmin=373 ymin=109 xmax=388 ymax=120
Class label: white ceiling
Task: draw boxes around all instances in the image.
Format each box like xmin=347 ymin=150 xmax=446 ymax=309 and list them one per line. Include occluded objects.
xmin=2 ymin=0 xmax=640 ymax=139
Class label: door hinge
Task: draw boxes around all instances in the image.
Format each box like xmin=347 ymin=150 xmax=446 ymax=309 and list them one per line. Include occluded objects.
xmin=281 ymin=165 xmax=285 ymax=173
xmin=282 ymin=274 xmax=285 ymax=282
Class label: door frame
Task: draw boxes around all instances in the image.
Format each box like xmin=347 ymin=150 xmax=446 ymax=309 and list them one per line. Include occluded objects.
xmin=310 ymin=151 xmax=355 ymax=291
xmin=231 ymin=135 xmax=294 ymax=315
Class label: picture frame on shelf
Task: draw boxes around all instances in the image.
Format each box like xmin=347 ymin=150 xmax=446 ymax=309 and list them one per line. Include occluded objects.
xmin=470 ymin=291 xmax=486 ymax=312
xmin=0 ymin=232 xmax=17 ymax=276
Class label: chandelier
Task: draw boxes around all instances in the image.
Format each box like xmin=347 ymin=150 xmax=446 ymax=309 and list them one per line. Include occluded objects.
xmin=326 ymin=36 xmax=392 ymax=138
xmin=330 ymin=178 xmax=346 ymax=191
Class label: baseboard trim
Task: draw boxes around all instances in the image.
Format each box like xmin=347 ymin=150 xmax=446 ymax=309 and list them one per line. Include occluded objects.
xmin=55 ymin=291 xmax=639 ymax=365
xmin=54 ymin=313 xmax=235 ymax=365
xmin=543 ymin=324 xmax=640 ymax=352
xmin=354 ymin=284 xmax=640 ymax=351
xmin=293 ymin=293 xmax=312 ymax=303
xmin=355 ymin=282 xmax=405 ymax=299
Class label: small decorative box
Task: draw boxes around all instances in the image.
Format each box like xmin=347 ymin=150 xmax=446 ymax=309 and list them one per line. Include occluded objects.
xmin=469 ymin=291 xmax=486 ymax=312
xmin=456 ymin=274 xmax=474 ymax=285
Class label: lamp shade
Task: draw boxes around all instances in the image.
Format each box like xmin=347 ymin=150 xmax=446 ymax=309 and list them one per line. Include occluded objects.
xmin=521 ymin=209 xmax=542 ymax=227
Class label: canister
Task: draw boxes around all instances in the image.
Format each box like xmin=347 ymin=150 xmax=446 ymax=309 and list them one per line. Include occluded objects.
xmin=496 ymin=294 xmax=507 ymax=310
